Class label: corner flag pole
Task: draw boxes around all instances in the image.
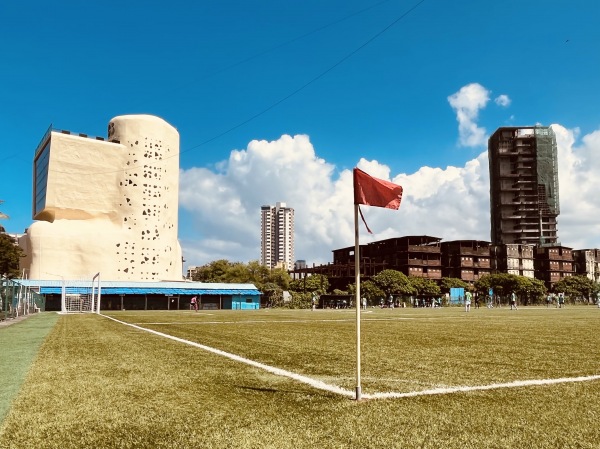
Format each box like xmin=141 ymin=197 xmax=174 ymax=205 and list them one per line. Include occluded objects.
xmin=352 ymin=167 xmax=403 ymax=402
xmin=354 ymin=204 xmax=362 ymax=401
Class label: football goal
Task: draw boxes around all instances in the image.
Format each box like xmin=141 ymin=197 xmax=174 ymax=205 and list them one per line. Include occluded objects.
xmin=60 ymin=273 xmax=101 ymax=314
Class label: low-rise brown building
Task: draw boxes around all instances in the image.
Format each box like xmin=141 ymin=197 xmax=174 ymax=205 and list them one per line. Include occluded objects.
xmin=441 ymin=240 xmax=492 ymax=282
xmin=534 ymin=245 xmax=574 ymax=287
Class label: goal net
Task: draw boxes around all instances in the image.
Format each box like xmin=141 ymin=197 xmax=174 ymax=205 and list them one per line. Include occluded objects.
xmin=61 ymin=273 xmax=101 ymax=314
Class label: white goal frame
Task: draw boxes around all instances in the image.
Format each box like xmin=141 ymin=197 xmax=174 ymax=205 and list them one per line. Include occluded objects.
xmin=60 ymin=273 xmax=101 ymax=314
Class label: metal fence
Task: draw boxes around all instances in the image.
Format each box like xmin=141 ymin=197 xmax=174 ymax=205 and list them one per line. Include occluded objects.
xmin=0 ymin=278 xmax=45 ymax=320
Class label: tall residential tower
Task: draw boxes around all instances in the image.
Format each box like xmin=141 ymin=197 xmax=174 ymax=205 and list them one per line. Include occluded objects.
xmin=488 ymin=126 xmax=560 ymax=246
xmin=260 ymin=202 xmax=294 ymax=270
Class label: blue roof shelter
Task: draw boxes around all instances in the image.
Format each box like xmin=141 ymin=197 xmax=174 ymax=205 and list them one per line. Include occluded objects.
xmin=16 ymin=280 xmax=261 ymax=311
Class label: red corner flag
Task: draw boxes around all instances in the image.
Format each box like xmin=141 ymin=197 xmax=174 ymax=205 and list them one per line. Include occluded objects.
xmin=353 ymin=168 xmax=403 ymax=210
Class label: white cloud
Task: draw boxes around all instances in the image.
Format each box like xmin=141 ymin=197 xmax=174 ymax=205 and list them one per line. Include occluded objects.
xmin=552 ymin=124 xmax=600 ymax=248
xmin=447 ymin=83 xmax=490 ymax=147
xmin=179 ymin=124 xmax=600 ymax=268
xmin=494 ymin=94 xmax=511 ymax=107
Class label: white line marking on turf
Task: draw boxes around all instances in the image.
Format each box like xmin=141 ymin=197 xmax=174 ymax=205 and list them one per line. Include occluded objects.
xmin=102 ymin=314 xmax=355 ymax=398
xmin=363 ymin=375 xmax=600 ymax=399
xmin=101 ymin=315 xmax=600 ymax=400
xmin=132 ymin=317 xmax=418 ymax=326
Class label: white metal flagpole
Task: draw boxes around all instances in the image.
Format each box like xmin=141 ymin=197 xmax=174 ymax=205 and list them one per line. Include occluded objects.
xmin=354 ymin=204 xmax=362 ymax=400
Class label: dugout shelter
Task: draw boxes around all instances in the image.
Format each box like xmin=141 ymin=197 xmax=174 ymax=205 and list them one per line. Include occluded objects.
xmin=16 ymin=279 xmax=261 ymax=311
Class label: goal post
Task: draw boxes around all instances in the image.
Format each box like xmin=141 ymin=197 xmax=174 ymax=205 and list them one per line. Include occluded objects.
xmin=92 ymin=273 xmax=101 ymax=314
xmin=60 ymin=273 xmax=101 ymax=314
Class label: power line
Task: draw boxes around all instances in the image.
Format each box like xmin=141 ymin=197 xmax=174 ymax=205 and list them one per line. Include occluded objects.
xmin=48 ymin=0 xmax=427 ymax=176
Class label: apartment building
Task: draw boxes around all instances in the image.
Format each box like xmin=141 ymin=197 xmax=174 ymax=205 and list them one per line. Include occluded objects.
xmin=260 ymin=202 xmax=294 ymax=270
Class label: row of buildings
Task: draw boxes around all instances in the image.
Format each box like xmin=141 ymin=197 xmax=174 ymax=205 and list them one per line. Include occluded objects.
xmin=10 ymin=116 xmax=598 ymax=304
xmin=292 ymin=236 xmax=598 ymax=291
xmin=290 ymin=126 xmax=598 ymax=291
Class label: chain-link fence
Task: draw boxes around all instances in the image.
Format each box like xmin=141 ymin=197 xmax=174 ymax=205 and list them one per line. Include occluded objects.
xmin=0 ymin=278 xmax=45 ymax=321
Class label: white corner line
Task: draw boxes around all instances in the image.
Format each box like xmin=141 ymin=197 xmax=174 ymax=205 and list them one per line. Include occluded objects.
xmin=101 ymin=314 xmax=355 ymax=398
xmin=101 ymin=314 xmax=600 ymax=401
xmin=363 ymin=375 xmax=600 ymax=399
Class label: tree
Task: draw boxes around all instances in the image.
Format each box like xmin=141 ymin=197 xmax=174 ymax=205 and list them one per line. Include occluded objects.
xmin=191 ymin=259 xmax=233 ymax=282
xmin=514 ymin=276 xmax=547 ymax=305
xmin=475 ymin=273 xmax=547 ymax=305
xmin=409 ymin=277 xmax=441 ymax=298
xmin=289 ymin=274 xmax=329 ymax=295
xmin=191 ymin=260 xmax=290 ymax=287
xmin=347 ymin=280 xmax=384 ymax=304
xmin=552 ymin=276 xmax=597 ymax=303
xmin=439 ymin=277 xmax=469 ymax=293
xmin=266 ymin=266 xmax=291 ymax=291
xmin=371 ymin=270 xmax=415 ymax=297
xmin=0 ymin=232 xmax=23 ymax=279
xmin=261 ymin=282 xmax=284 ymax=307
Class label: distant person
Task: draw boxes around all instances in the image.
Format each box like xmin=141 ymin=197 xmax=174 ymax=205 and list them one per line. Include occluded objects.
xmin=546 ymin=293 xmax=552 ymax=308
xmin=362 ymin=297 xmax=367 ymax=310
xmin=558 ymin=293 xmax=565 ymax=308
xmin=465 ymin=291 xmax=472 ymax=312
xmin=474 ymin=294 xmax=480 ymax=309
xmin=190 ymin=296 xmax=198 ymax=312
xmin=510 ymin=292 xmax=518 ymax=310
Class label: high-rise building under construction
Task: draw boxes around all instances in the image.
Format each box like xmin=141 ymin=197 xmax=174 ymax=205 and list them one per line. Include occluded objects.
xmin=488 ymin=126 xmax=560 ymax=246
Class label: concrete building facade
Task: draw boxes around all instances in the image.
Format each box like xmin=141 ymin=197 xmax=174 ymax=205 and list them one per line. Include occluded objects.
xmin=441 ymin=240 xmax=492 ymax=282
xmin=260 ymin=202 xmax=294 ymax=270
xmin=573 ymin=249 xmax=600 ymax=282
xmin=19 ymin=115 xmax=183 ymax=281
xmin=488 ymin=126 xmax=560 ymax=246
xmin=492 ymin=244 xmax=535 ymax=279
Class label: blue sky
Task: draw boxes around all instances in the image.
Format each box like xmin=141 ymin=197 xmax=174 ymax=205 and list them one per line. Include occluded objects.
xmin=1 ymin=0 xmax=600 ymax=270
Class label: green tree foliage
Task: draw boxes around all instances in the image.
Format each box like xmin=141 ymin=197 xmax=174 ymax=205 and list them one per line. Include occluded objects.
xmin=261 ymin=282 xmax=284 ymax=307
xmin=409 ymin=277 xmax=441 ymax=297
xmin=552 ymin=275 xmax=598 ymax=303
xmin=0 ymin=232 xmax=23 ymax=278
xmin=191 ymin=259 xmax=232 ymax=282
xmin=347 ymin=280 xmax=384 ymax=303
xmin=439 ymin=277 xmax=469 ymax=293
xmin=474 ymin=273 xmax=548 ymax=305
xmin=190 ymin=260 xmax=292 ymax=301
xmin=289 ymin=274 xmax=329 ymax=295
xmin=371 ymin=269 xmax=415 ymax=297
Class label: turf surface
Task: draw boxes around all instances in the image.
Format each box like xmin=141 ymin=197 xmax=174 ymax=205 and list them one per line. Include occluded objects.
xmin=0 ymin=307 xmax=598 ymax=448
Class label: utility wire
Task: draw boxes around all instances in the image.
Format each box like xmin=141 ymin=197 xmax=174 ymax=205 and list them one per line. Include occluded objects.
xmin=49 ymin=0 xmax=427 ymax=175
xmin=181 ymin=0 xmax=427 ymax=155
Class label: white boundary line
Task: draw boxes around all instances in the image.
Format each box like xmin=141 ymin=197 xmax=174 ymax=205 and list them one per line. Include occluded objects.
xmin=102 ymin=315 xmax=355 ymax=398
xmin=365 ymin=375 xmax=600 ymax=399
xmin=101 ymin=315 xmax=600 ymax=400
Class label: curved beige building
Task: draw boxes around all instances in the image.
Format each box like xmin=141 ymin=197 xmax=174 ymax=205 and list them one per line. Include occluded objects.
xmin=20 ymin=115 xmax=183 ymax=281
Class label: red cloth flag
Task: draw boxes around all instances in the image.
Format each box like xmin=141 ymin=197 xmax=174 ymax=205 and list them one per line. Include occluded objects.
xmin=353 ymin=168 xmax=403 ymax=209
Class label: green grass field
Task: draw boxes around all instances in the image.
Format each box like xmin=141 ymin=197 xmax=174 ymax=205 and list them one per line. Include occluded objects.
xmin=0 ymin=306 xmax=599 ymax=448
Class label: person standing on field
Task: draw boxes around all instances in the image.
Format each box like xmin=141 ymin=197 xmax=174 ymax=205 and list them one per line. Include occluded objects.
xmin=465 ymin=290 xmax=472 ymax=312
xmin=510 ymin=292 xmax=518 ymax=310
xmin=190 ymin=296 xmax=198 ymax=312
